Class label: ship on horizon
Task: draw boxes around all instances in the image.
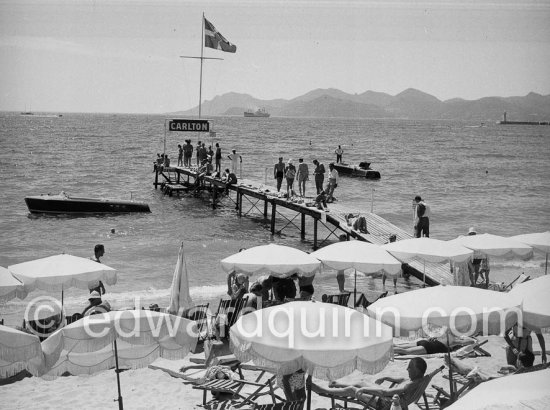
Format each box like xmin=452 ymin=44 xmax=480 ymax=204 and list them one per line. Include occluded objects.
xmin=244 ymin=107 xmax=270 ymax=118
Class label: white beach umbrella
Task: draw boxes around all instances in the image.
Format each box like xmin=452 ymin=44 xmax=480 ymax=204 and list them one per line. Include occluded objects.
xmin=449 ymin=233 xmax=533 ymax=258
xmin=230 ymin=301 xmax=393 ymax=410
xmin=9 ymin=254 xmax=117 ymax=305
xmin=366 ymin=285 xmax=521 ymax=403
xmin=445 ymin=369 xmax=550 ymax=410
xmin=41 ymin=310 xmax=198 ymax=410
xmin=510 ymin=231 xmax=550 ymax=274
xmin=167 ymin=242 xmax=193 ymax=315
xmin=509 ymin=275 xmax=550 ymax=329
xmin=0 ymin=324 xmax=44 ymax=378
xmin=311 ymin=241 xmax=402 ymax=304
xmin=0 ymin=266 xmax=27 ymax=303
xmin=220 ymin=244 xmax=321 ymax=277
xmin=382 ymin=237 xmax=473 ymax=285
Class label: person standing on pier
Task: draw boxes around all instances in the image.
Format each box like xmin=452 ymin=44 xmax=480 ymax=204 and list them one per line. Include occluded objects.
xmin=326 ymin=163 xmax=339 ymax=202
xmin=296 ymin=158 xmax=309 ymax=198
xmin=177 ymin=144 xmax=183 ymax=167
xmin=335 ymin=145 xmax=344 ymax=163
xmin=183 ymin=140 xmax=193 ymax=167
xmin=195 ymin=141 xmax=201 ymax=166
xmin=228 ymin=149 xmax=242 ymax=176
xmin=413 ymin=195 xmax=430 ymax=238
xmin=285 ymin=159 xmax=296 ymax=199
xmin=274 ymin=157 xmax=285 ymax=192
xmin=215 ymin=143 xmax=222 ymax=173
xmin=312 ymin=159 xmax=325 ymax=194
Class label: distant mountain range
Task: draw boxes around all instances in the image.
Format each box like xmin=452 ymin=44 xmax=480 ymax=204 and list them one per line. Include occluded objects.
xmin=174 ymin=88 xmax=550 ymax=121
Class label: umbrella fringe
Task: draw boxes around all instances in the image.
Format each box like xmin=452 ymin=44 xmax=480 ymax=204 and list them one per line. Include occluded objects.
xmin=0 ymin=340 xmax=42 ymax=362
xmin=230 ymin=338 xmax=392 ymax=381
xmin=0 ymin=288 xmax=28 ymax=303
xmin=22 ymin=273 xmax=117 ymax=293
xmin=0 ymin=361 xmax=30 ymax=379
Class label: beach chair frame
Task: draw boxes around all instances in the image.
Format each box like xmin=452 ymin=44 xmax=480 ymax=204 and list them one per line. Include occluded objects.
xmin=314 ymin=366 xmax=444 ymax=410
xmin=210 ymin=297 xmax=249 ymax=340
xmin=183 ymin=303 xmax=210 ymax=342
xmin=354 ymin=291 xmax=388 ymax=309
xmin=322 ymin=292 xmax=351 ymax=306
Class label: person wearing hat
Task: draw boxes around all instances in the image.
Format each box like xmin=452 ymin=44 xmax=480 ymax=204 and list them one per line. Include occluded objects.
xmin=82 ymin=290 xmax=102 ymax=316
xmin=285 ymin=159 xmax=296 ymax=199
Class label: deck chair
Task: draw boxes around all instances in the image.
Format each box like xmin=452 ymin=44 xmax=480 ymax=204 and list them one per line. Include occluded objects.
xmin=488 ymin=273 xmax=530 ymax=292
xmin=194 ymin=367 xmax=283 ymax=407
xmin=201 ymin=400 xmax=304 ymax=410
xmin=313 ymin=365 xmax=444 ymax=410
xmin=211 ymin=297 xmax=249 ymax=340
xmin=183 ymin=303 xmax=210 ymax=342
xmin=454 ymin=339 xmax=491 ymax=358
xmin=354 ymin=291 xmax=388 ymax=309
xmin=322 ymin=292 xmax=351 ymax=306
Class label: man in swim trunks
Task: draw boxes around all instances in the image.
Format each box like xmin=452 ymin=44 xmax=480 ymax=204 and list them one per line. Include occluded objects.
xmin=274 ymin=157 xmax=285 ymax=192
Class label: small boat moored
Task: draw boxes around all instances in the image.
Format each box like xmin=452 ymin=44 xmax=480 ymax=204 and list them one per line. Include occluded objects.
xmin=25 ymin=193 xmax=151 ymax=215
xmin=333 ymin=162 xmax=381 ymax=179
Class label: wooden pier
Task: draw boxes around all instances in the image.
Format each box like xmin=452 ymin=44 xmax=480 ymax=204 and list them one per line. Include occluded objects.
xmin=154 ymin=166 xmax=454 ymax=286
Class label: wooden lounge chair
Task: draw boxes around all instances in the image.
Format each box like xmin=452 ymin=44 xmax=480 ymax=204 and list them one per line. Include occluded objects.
xmin=193 ymin=367 xmax=283 ymax=407
xmin=488 ymin=273 xmax=530 ymax=292
xmin=313 ymin=365 xmax=444 ymax=409
xmin=354 ymin=291 xmax=388 ymax=309
xmin=183 ymin=303 xmax=210 ymax=342
xmin=211 ymin=297 xmax=249 ymax=340
xmin=322 ymin=292 xmax=351 ymax=306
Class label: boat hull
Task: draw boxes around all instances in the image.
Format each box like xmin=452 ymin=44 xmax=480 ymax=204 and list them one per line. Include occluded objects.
xmin=244 ymin=112 xmax=270 ymax=117
xmin=25 ymin=195 xmax=151 ymax=215
xmin=333 ymin=163 xmax=381 ymax=179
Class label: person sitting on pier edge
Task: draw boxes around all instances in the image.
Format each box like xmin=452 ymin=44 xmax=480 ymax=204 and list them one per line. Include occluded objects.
xmin=314 ymin=189 xmax=329 ymax=212
xmin=274 ymin=157 xmax=285 ymax=192
xmin=413 ymin=195 xmax=430 ymax=238
xmin=163 ymin=154 xmax=170 ymax=167
xmin=326 ymin=162 xmax=339 ymax=203
xmin=222 ymin=168 xmax=237 ymax=194
xmin=154 ymin=153 xmax=162 ymax=171
xmin=335 ymin=145 xmax=344 ymax=163
xmin=312 ymin=159 xmax=325 ymax=194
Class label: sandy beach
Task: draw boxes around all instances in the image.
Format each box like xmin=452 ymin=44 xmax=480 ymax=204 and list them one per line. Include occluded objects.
xmin=2 ymin=334 xmax=548 ymax=409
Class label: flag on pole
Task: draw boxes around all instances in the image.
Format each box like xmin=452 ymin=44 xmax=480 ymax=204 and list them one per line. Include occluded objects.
xmin=204 ymin=17 xmax=237 ymax=53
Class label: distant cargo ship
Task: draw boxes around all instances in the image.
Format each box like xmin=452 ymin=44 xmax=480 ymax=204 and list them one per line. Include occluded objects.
xmin=497 ymin=111 xmax=549 ymax=125
xmin=244 ymin=108 xmax=270 ymax=117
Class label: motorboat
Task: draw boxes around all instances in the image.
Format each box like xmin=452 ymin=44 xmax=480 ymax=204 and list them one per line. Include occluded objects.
xmin=332 ymin=162 xmax=381 ymax=179
xmin=25 ymin=193 xmax=151 ymax=215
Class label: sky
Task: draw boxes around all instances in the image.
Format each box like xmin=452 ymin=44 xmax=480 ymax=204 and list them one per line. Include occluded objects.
xmin=1 ymin=0 xmax=549 ymax=114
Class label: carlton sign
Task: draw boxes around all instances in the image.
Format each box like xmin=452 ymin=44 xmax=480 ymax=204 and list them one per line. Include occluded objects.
xmin=168 ymin=119 xmax=210 ymax=132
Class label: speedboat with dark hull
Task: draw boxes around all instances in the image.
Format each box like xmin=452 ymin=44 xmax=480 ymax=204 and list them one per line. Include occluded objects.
xmin=333 ymin=162 xmax=381 ymax=179
xmin=25 ymin=193 xmax=151 ymax=215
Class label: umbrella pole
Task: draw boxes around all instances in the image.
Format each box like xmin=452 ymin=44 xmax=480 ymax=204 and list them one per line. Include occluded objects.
xmin=306 ymin=374 xmax=312 ymax=410
xmin=354 ymin=269 xmax=357 ymax=306
xmin=546 ymin=253 xmax=548 ymax=275
xmin=446 ymin=332 xmax=455 ymax=403
xmin=114 ymin=339 xmax=124 ymax=410
xmin=61 ymin=287 xmax=64 ymax=309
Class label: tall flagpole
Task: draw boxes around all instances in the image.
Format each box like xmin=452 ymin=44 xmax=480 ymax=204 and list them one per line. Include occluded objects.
xmin=199 ymin=13 xmax=205 ymax=119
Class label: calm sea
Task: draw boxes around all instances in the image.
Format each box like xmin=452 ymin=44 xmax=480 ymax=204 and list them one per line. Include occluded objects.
xmin=1 ymin=113 xmax=549 ymax=324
